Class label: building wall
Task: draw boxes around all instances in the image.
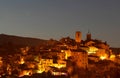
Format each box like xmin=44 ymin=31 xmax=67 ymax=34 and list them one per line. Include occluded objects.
xmin=71 ymin=51 xmax=88 ymax=69
xmin=87 ymin=33 xmax=91 ymax=40
xmin=88 ymin=56 xmax=99 ymax=62
xmin=37 ymin=59 xmax=53 ymax=73
xmin=96 ymin=49 xmax=107 ymax=56
xmin=75 ymin=31 xmax=81 ymax=43
xmin=61 ymin=50 xmax=72 ymax=59
xmin=57 ymin=52 xmax=65 ymax=60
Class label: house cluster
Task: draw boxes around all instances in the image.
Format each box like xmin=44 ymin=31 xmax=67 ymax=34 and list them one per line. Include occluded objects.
xmin=0 ymin=31 xmax=114 ymax=77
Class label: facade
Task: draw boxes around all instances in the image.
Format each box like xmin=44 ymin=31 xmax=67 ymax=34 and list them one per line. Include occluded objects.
xmin=86 ymin=31 xmax=91 ymax=40
xmin=87 ymin=46 xmax=98 ymax=55
xmin=37 ymin=59 xmax=53 ymax=73
xmin=71 ymin=49 xmax=88 ymax=69
xmin=57 ymin=52 xmax=66 ymax=60
xmin=61 ymin=49 xmax=71 ymax=59
xmin=75 ymin=31 xmax=82 ymax=43
xmin=88 ymin=55 xmax=99 ymax=62
xmin=96 ymin=48 xmax=108 ymax=60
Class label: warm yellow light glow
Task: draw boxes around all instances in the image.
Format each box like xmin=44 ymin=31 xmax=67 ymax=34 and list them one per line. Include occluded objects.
xmin=57 ymin=65 xmax=64 ymax=69
xmin=53 ymin=64 xmax=66 ymax=69
xmin=110 ymin=55 xmax=115 ymax=61
xmin=88 ymin=51 xmax=96 ymax=54
xmin=19 ymin=57 xmax=25 ymax=64
xmin=87 ymin=46 xmax=98 ymax=55
xmin=100 ymin=56 xmax=106 ymax=60
xmin=28 ymin=64 xmax=35 ymax=69
xmin=37 ymin=64 xmax=45 ymax=73
xmin=118 ymin=54 xmax=120 ymax=57
xmin=36 ymin=70 xmax=44 ymax=73
xmin=19 ymin=70 xmax=32 ymax=77
xmin=65 ymin=50 xmax=71 ymax=59
xmin=0 ymin=57 xmax=3 ymax=67
xmin=61 ymin=50 xmax=64 ymax=52
xmin=51 ymin=71 xmax=67 ymax=76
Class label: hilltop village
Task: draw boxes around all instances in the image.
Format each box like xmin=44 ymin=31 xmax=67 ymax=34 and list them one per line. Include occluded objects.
xmin=0 ymin=31 xmax=120 ymax=78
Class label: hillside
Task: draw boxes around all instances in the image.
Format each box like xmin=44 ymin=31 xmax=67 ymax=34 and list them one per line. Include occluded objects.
xmin=0 ymin=34 xmax=47 ymax=47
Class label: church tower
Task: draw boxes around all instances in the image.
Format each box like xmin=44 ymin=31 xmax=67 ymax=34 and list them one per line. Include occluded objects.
xmin=86 ymin=31 xmax=91 ymax=40
xmin=75 ymin=31 xmax=82 ymax=43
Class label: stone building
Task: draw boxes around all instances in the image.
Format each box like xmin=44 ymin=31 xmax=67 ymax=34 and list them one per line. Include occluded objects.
xmin=71 ymin=49 xmax=88 ymax=69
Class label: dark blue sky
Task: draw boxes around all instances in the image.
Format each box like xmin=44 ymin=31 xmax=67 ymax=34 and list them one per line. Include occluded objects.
xmin=0 ymin=0 xmax=120 ymax=47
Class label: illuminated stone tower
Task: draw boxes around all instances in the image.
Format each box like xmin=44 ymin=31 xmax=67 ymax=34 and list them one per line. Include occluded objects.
xmin=86 ymin=31 xmax=91 ymax=40
xmin=75 ymin=31 xmax=82 ymax=43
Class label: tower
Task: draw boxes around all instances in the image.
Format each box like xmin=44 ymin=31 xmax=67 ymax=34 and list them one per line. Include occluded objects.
xmin=75 ymin=31 xmax=81 ymax=43
xmin=86 ymin=31 xmax=91 ymax=40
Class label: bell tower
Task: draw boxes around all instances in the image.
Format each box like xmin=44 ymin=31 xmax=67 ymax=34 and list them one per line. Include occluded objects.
xmin=86 ymin=31 xmax=91 ymax=40
xmin=75 ymin=31 xmax=81 ymax=43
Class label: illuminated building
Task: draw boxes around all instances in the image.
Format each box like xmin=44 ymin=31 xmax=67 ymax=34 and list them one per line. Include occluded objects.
xmin=20 ymin=46 xmax=30 ymax=55
xmin=55 ymin=60 xmax=66 ymax=68
xmin=87 ymin=46 xmax=108 ymax=60
xmin=96 ymin=48 xmax=108 ymax=60
xmin=87 ymin=46 xmax=98 ymax=55
xmin=0 ymin=31 xmax=115 ymax=77
xmin=86 ymin=31 xmax=91 ymax=40
xmin=37 ymin=59 xmax=53 ymax=73
xmin=6 ymin=64 xmax=12 ymax=75
xmin=19 ymin=56 xmax=25 ymax=64
xmin=52 ymin=63 xmax=66 ymax=69
xmin=27 ymin=63 xmax=35 ymax=69
xmin=84 ymin=40 xmax=95 ymax=46
xmin=100 ymin=56 xmax=107 ymax=60
xmin=88 ymin=55 xmax=99 ymax=62
xmin=61 ymin=49 xmax=71 ymax=59
xmin=57 ymin=52 xmax=65 ymax=60
xmin=19 ymin=70 xmax=32 ymax=77
xmin=36 ymin=58 xmax=66 ymax=73
xmin=109 ymin=54 xmax=115 ymax=61
xmin=50 ymin=67 xmax=68 ymax=76
xmin=75 ymin=31 xmax=81 ymax=43
xmin=71 ymin=49 xmax=88 ymax=69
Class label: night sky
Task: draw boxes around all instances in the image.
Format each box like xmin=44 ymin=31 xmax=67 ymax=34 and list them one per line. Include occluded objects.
xmin=0 ymin=0 xmax=120 ymax=47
